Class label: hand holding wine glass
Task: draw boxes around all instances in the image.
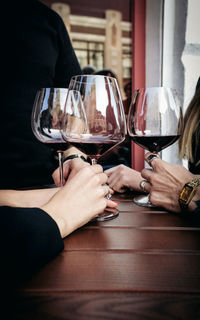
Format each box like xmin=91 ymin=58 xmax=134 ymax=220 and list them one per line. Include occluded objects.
xmin=61 ymin=74 xmax=126 ymax=220
xmin=127 ymin=87 xmax=183 ymax=207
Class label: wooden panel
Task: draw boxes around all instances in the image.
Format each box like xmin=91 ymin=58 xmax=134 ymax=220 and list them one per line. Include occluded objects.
xmin=12 ymin=293 xmax=200 ymax=320
xmin=110 ymin=193 xmax=169 ymax=212
xmin=20 ymin=252 xmax=200 ymax=293
xmin=71 ymin=25 xmax=105 ymax=35
xmin=64 ymin=228 xmax=200 ymax=251
xmin=112 ymin=201 xmax=168 ymax=212
xmin=89 ymin=211 xmax=200 ymax=230
xmin=88 ymin=210 xmax=200 ymax=228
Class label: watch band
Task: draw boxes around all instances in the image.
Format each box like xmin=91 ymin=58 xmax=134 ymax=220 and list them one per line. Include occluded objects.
xmin=179 ymin=178 xmax=200 ymax=212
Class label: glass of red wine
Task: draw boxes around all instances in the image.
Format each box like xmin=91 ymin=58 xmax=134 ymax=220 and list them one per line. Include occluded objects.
xmin=31 ymin=88 xmax=86 ymax=186
xmin=127 ymin=87 xmax=182 ymax=207
xmin=61 ymin=74 xmax=126 ymax=221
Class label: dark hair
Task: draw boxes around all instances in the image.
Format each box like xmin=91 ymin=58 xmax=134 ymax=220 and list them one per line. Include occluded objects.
xmin=94 ymin=69 xmax=117 ymax=79
xmin=179 ymin=83 xmax=200 ymax=163
xmin=82 ymin=65 xmax=96 ymax=74
xmin=196 ymin=77 xmax=200 ymax=92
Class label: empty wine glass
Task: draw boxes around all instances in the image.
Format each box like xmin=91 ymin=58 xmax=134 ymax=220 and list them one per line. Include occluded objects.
xmin=61 ymin=74 xmax=126 ymax=221
xmin=127 ymin=87 xmax=183 ymax=207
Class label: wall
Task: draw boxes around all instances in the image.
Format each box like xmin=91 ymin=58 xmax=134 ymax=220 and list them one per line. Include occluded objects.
xmin=181 ymin=0 xmax=200 ymax=111
xmin=161 ymin=0 xmax=187 ymax=164
xmin=145 ymin=0 xmax=163 ymax=87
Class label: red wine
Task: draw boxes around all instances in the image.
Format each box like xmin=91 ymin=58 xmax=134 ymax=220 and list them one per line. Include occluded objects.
xmin=70 ymin=141 xmax=117 ymax=158
xmin=45 ymin=142 xmax=69 ymax=152
xmin=131 ymin=135 xmax=180 ymax=152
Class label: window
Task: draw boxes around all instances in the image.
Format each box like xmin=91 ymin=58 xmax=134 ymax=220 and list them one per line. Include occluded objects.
xmin=73 ymin=40 xmax=104 ymax=70
xmin=122 ymin=45 xmax=132 ymax=80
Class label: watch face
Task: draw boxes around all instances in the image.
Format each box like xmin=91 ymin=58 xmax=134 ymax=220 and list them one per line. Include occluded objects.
xmin=180 ymin=185 xmax=195 ymax=204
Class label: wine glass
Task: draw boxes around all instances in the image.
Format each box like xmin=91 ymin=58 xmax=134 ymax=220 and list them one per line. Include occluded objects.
xmin=127 ymin=87 xmax=183 ymax=207
xmin=61 ymin=74 xmax=126 ymax=221
xmin=31 ymin=88 xmax=74 ymax=186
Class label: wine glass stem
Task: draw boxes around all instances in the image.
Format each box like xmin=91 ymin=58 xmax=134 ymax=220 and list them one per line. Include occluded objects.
xmin=57 ymin=151 xmax=64 ymax=187
xmin=90 ymin=157 xmax=111 ymax=200
xmin=91 ymin=158 xmax=97 ymax=165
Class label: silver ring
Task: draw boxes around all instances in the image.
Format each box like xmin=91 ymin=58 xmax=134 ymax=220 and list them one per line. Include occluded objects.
xmin=140 ymin=180 xmax=148 ymax=192
xmin=147 ymin=154 xmax=158 ymax=166
xmin=104 ymin=184 xmax=111 ymax=199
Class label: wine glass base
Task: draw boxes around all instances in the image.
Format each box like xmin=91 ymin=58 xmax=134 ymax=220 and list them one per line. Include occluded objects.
xmin=133 ymin=194 xmax=156 ymax=208
xmin=92 ymin=207 xmax=119 ymax=222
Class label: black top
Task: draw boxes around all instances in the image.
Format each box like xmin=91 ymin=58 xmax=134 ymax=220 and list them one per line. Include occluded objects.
xmin=0 ymin=206 xmax=63 ymax=288
xmin=188 ymin=82 xmax=200 ymax=174
xmin=189 ymin=138 xmax=200 ymax=174
xmin=193 ymin=200 xmax=200 ymax=214
xmin=1 ymin=0 xmax=81 ymax=188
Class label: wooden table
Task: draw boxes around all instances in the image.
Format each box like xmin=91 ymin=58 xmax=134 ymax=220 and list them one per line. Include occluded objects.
xmin=15 ymin=192 xmax=200 ymax=319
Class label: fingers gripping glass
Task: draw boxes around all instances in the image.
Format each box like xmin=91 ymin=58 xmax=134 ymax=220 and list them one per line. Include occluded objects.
xmin=127 ymin=87 xmax=183 ymax=207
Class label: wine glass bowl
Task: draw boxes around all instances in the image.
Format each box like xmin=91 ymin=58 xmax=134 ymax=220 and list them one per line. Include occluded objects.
xmin=31 ymin=88 xmax=69 ymax=186
xmin=61 ymin=74 xmax=126 ymax=220
xmin=62 ymin=75 xmax=126 ymax=163
xmin=127 ymin=87 xmax=182 ymax=207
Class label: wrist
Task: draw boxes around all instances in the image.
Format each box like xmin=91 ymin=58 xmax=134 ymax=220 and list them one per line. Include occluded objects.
xmin=63 ymin=154 xmax=89 ymax=163
xmin=41 ymin=204 xmax=67 ymax=238
xmin=178 ymin=178 xmax=200 ymax=213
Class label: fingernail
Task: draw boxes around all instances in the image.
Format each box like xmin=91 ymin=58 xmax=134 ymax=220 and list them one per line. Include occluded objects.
xmin=112 ymin=201 xmax=119 ymax=205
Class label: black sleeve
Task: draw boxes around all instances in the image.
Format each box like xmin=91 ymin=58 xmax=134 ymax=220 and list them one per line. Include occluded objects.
xmin=53 ymin=17 xmax=82 ymax=87
xmin=193 ymin=200 xmax=200 ymax=214
xmin=0 ymin=206 xmax=64 ymax=287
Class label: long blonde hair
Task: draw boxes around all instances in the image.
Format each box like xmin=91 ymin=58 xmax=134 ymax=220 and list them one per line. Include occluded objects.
xmin=179 ymin=87 xmax=200 ymax=164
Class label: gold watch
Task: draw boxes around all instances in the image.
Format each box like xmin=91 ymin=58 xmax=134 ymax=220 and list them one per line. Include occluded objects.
xmin=179 ymin=178 xmax=200 ymax=211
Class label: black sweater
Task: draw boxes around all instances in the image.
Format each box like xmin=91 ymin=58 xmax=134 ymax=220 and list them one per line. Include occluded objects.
xmin=0 ymin=206 xmax=63 ymax=287
xmin=1 ymin=0 xmax=81 ymax=189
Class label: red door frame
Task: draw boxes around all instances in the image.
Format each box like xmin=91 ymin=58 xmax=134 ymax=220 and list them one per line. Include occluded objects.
xmin=131 ymin=0 xmax=146 ymax=171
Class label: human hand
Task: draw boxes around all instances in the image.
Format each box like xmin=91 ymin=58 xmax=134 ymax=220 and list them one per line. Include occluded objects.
xmin=141 ymin=152 xmax=195 ymax=212
xmin=42 ymin=164 xmax=118 ymax=238
xmin=52 ymin=158 xmax=90 ymax=186
xmin=105 ymin=164 xmax=143 ymax=193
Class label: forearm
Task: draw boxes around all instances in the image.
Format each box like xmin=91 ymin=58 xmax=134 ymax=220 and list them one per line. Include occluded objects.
xmin=0 ymin=188 xmax=59 ymax=208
